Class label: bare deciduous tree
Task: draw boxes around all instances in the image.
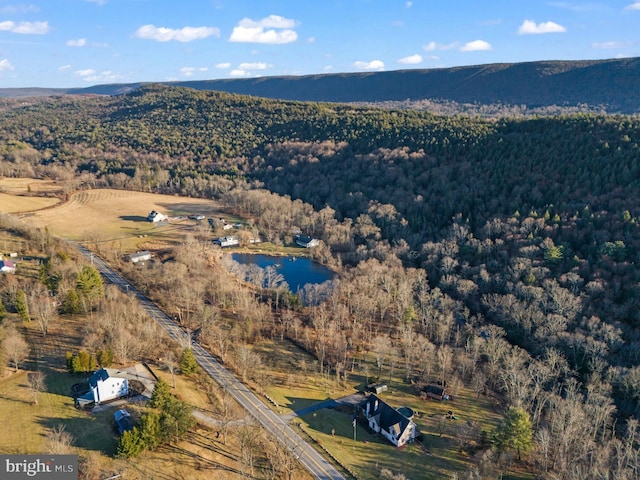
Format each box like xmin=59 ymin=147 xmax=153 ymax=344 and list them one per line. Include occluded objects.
xmin=27 ymin=371 xmax=47 ymax=405
xmin=45 ymin=424 xmax=74 ymax=454
xmin=2 ymin=328 xmax=29 ymax=372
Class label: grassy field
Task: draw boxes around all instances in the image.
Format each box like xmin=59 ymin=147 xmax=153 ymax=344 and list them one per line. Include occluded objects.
xmin=0 ymin=193 xmax=60 ymax=213
xmin=0 ymin=177 xmax=62 ymax=195
xmin=22 ymin=188 xmax=226 ymax=251
xmin=0 ymin=178 xmax=62 ymax=213
xmin=255 ymin=340 xmax=358 ymax=412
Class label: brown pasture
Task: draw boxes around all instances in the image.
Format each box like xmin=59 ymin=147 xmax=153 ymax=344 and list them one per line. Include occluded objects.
xmin=22 ymin=189 xmax=224 ymax=251
xmin=0 ymin=178 xmax=61 ymax=195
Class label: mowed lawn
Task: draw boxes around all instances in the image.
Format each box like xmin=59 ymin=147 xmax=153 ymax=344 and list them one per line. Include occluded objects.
xmin=255 ymin=340 xmax=360 ymax=412
xmin=298 ymin=385 xmax=503 ymax=480
xmin=23 ymin=189 xmax=225 ymax=250
xmin=0 ymin=369 xmax=118 ymax=455
xmin=0 ymin=193 xmax=60 ymax=214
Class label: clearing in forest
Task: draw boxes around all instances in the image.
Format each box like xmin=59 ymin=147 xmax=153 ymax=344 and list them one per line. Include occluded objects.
xmin=22 ymin=188 xmax=224 ymax=251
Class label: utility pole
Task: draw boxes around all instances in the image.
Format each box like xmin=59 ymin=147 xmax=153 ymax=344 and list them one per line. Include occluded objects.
xmin=352 ymin=417 xmax=357 ymax=442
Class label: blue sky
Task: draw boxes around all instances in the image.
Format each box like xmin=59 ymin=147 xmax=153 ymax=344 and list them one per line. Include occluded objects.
xmin=0 ymin=0 xmax=639 ymax=88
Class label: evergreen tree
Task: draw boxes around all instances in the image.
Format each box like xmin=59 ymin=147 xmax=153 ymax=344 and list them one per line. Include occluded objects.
xmin=96 ymin=349 xmax=113 ymax=367
xmin=76 ymin=265 xmax=104 ymax=311
xmin=15 ymin=289 xmax=29 ymax=322
xmin=0 ymin=298 xmax=6 ymax=322
xmin=149 ymin=379 xmax=171 ymax=409
xmin=179 ymin=348 xmax=198 ymax=375
xmin=494 ymin=406 xmax=534 ymax=460
xmin=62 ymin=289 xmax=82 ymax=315
xmin=116 ymin=427 xmax=145 ymax=459
xmin=139 ymin=411 xmax=162 ymax=451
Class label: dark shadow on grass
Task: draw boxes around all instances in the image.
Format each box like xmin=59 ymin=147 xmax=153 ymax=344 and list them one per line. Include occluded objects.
xmin=119 ymin=215 xmax=149 ymax=222
xmin=36 ymin=414 xmax=118 ymax=456
xmin=0 ymin=393 xmax=32 ymax=405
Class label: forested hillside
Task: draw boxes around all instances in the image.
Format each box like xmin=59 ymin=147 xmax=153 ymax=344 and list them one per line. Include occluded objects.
xmin=2 ymin=85 xmax=640 ymax=477
xmin=2 ymin=57 xmax=640 ymax=114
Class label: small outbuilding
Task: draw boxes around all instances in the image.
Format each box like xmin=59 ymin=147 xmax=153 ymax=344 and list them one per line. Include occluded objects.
xmin=422 ymin=384 xmax=450 ymax=401
xmin=127 ymin=251 xmax=151 ymax=264
xmin=367 ymin=383 xmax=388 ymax=395
xmin=0 ymin=260 xmax=16 ymax=274
xmin=114 ymin=409 xmax=134 ymax=435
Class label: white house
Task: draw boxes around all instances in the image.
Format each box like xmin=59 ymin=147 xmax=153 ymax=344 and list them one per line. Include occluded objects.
xmin=0 ymin=260 xmax=16 ymax=274
xmin=295 ymin=235 xmax=320 ymax=248
xmin=361 ymin=394 xmax=417 ymax=447
xmin=215 ymin=236 xmax=239 ymax=248
xmin=128 ymin=251 xmax=152 ymax=264
xmin=76 ymin=368 xmax=129 ymax=407
xmin=147 ymin=210 xmax=168 ymax=223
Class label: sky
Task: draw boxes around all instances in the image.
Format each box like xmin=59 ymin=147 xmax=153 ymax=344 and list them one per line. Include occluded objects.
xmin=0 ymin=0 xmax=639 ymax=88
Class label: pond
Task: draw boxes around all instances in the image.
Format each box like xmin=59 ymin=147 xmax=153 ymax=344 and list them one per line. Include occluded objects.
xmin=231 ymin=253 xmax=335 ymax=292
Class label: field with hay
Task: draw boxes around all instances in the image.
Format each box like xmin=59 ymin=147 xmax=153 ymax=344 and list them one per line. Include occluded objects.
xmin=20 ymin=188 xmax=225 ymax=252
xmin=0 ymin=178 xmax=62 ymax=213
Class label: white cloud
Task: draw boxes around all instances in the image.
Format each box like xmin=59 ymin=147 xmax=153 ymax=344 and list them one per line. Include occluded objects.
xmin=230 ymin=69 xmax=249 ymax=76
xmin=135 ymin=24 xmax=220 ymax=42
xmin=0 ymin=20 xmax=49 ymax=34
xmin=0 ymin=5 xmax=39 ymax=14
xmin=354 ymin=60 xmax=385 ymax=71
xmin=75 ymin=69 xmax=96 ymax=77
xmin=75 ymin=68 xmax=123 ymax=83
xmin=518 ymin=20 xmax=566 ymax=34
xmin=215 ymin=62 xmax=231 ymax=69
xmin=181 ymin=67 xmax=196 ymax=77
xmin=406 ymin=1 xmax=413 ymax=7
xmin=58 ymin=64 xmax=72 ymax=71
xmin=229 ymin=15 xmax=298 ymax=44
xmin=66 ymin=38 xmax=86 ymax=47
xmin=549 ymin=2 xmax=601 ymax=13
xmin=398 ymin=54 xmax=423 ymax=65
xmin=423 ymin=41 xmax=459 ymax=51
xmin=238 ymin=62 xmax=269 ymax=70
xmin=592 ymin=41 xmax=631 ymax=49
xmin=625 ymin=2 xmax=640 ymax=9
xmin=460 ymin=40 xmax=492 ymax=51
xmin=85 ymin=0 xmax=107 ymax=5
xmin=307 ymin=36 xmax=315 ymax=43
xmin=0 ymin=58 xmax=14 ymax=72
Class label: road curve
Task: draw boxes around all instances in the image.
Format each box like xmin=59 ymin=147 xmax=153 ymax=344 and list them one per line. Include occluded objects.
xmin=76 ymin=244 xmax=347 ymax=480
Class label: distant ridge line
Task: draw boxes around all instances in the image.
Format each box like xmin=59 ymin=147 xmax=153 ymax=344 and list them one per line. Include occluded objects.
xmin=2 ymin=57 xmax=639 ymax=113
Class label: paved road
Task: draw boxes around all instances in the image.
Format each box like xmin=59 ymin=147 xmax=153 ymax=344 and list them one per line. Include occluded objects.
xmin=77 ymin=245 xmax=347 ymax=480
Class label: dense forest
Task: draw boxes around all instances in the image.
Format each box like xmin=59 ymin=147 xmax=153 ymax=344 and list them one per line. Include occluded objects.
xmin=1 ymin=85 xmax=640 ymax=478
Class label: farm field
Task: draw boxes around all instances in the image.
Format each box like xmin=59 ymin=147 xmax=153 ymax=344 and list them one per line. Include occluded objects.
xmin=0 ymin=177 xmax=62 ymax=195
xmin=0 ymin=193 xmax=60 ymax=213
xmin=22 ymin=188 xmax=225 ymax=252
xmin=0 ymin=178 xmax=62 ymax=213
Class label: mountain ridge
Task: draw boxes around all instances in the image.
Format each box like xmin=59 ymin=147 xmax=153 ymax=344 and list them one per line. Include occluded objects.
xmin=1 ymin=57 xmax=639 ymax=113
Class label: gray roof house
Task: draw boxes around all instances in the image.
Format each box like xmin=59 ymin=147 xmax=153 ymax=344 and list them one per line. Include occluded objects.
xmin=361 ymin=394 xmax=417 ymax=447
xmin=75 ymin=368 xmax=129 ymax=407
